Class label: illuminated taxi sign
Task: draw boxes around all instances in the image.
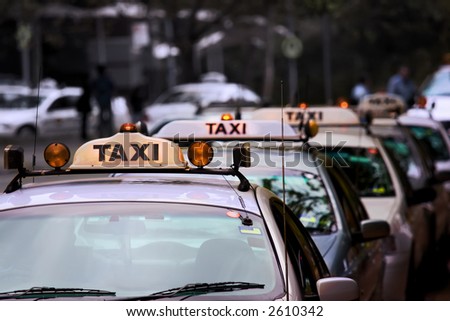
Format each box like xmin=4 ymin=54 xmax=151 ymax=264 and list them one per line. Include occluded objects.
xmin=358 ymin=93 xmax=406 ymax=118
xmin=251 ymin=107 xmax=359 ymax=126
xmin=69 ymin=132 xmax=187 ymax=169
xmin=155 ymin=120 xmax=299 ymax=140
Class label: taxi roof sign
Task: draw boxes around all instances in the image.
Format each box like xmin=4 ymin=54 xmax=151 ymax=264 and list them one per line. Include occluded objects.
xmin=357 ymin=93 xmax=406 ymax=118
xmin=251 ymin=107 xmax=360 ymax=127
xmin=69 ymin=132 xmax=187 ymax=170
xmin=155 ymin=120 xmax=299 ymax=140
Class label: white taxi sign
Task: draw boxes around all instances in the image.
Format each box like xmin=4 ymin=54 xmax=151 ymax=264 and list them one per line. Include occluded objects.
xmin=69 ymin=132 xmax=187 ymax=169
xmin=358 ymin=93 xmax=406 ymax=118
xmin=251 ymin=107 xmax=360 ymax=127
xmin=155 ymin=120 xmax=299 ymax=140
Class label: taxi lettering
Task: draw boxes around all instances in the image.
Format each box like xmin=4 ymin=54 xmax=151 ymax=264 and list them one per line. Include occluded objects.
xmin=206 ymin=122 xmax=247 ymax=135
xmin=286 ymin=111 xmax=323 ymax=123
xmin=93 ymin=143 xmax=159 ymax=162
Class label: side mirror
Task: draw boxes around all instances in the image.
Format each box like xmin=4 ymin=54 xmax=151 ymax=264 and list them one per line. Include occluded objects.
xmin=354 ymin=219 xmax=390 ymax=243
xmin=316 ymin=277 xmax=359 ymax=301
xmin=407 ymin=186 xmax=437 ymax=206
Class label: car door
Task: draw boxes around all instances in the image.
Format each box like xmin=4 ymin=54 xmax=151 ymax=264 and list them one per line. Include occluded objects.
xmin=43 ymin=95 xmax=80 ymax=136
xmin=268 ymin=197 xmax=330 ymax=300
xmin=324 ymin=165 xmax=385 ymax=300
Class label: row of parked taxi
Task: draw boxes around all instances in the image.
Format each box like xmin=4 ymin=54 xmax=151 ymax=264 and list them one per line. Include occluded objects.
xmin=0 ymin=90 xmax=449 ymax=301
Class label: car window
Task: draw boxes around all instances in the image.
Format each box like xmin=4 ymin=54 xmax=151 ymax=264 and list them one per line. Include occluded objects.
xmin=245 ymin=170 xmax=336 ymax=234
xmin=381 ymin=136 xmax=423 ymax=180
xmin=421 ymin=70 xmax=450 ymax=96
xmin=47 ymin=96 xmax=78 ymax=112
xmin=407 ymin=126 xmax=450 ymax=161
xmin=324 ymin=147 xmax=395 ymax=197
xmin=0 ymin=94 xmax=44 ymax=109
xmin=269 ymin=198 xmax=329 ymax=300
xmin=325 ymin=165 xmax=369 ymax=234
xmin=0 ymin=202 xmax=282 ymax=299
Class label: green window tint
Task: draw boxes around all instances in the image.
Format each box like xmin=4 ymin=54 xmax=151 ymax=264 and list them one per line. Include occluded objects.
xmin=325 ymin=147 xmax=395 ymax=197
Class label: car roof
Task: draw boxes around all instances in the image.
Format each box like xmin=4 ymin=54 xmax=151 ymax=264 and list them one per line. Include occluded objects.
xmin=0 ymin=174 xmax=262 ymax=214
xmin=311 ymin=128 xmax=377 ymax=148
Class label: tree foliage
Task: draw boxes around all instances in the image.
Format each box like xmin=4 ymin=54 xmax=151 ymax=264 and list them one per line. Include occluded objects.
xmin=1 ymin=0 xmax=450 ymax=103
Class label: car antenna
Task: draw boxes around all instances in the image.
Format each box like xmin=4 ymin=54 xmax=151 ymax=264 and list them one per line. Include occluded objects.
xmin=31 ymin=63 xmax=43 ymax=179
xmin=280 ymin=80 xmax=289 ymax=300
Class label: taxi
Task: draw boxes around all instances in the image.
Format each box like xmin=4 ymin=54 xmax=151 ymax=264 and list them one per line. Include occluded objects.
xmin=0 ymin=124 xmax=358 ymax=301
xmin=251 ymin=105 xmax=414 ymax=300
xmin=141 ymin=73 xmax=262 ymax=135
xmin=368 ymin=116 xmax=448 ymax=296
xmin=155 ymin=117 xmax=390 ymax=300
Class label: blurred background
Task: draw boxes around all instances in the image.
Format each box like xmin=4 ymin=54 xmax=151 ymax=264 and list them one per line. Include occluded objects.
xmin=1 ymin=0 xmax=449 ymax=107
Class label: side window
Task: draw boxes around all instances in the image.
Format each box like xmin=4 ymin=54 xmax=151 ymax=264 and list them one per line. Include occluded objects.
xmin=326 ymin=166 xmax=369 ymax=234
xmin=408 ymin=126 xmax=450 ymax=161
xmin=48 ymin=96 xmax=77 ymax=112
xmin=270 ymin=198 xmax=329 ymax=300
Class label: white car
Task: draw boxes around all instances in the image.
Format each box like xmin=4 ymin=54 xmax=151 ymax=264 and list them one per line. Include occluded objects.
xmin=397 ymin=114 xmax=450 ymax=252
xmin=251 ymin=106 xmax=414 ymax=300
xmin=411 ymin=64 xmax=450 ymax=134
xmin=369 ymin=117 xmax=449 ymax=297
xmin=0 ymin=85 xmax=131 ymax=138
xmin=0 ymin=125 xmax=358 ymax=301
xmin=142 ymin=78 xmax=262 ymax=134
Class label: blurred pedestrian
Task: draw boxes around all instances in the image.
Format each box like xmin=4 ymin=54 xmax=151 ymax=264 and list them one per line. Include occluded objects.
xmin=92 ymin=64 xmax=115 ymax=137
xmin=76 ymin=76 xmax=92 ymax=140
xmin=350 ymin=76 xmax=370 ymax=105
xmin=387 ymin=65 xmax=416 ymax=108
xmin=130 ymin=83 xmax=147 ymax=122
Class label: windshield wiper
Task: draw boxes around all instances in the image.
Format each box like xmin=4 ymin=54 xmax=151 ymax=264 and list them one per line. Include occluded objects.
xmin=119 ymin=281 xmax=265 ymax=301
xmin=0 ymin=287 xmax=116 ymax=300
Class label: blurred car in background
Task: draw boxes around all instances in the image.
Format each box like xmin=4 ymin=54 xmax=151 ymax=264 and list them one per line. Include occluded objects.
xmin=411 ymin=64 xmax=450 ymax=135
xmin=0 ymin=81 xmax=131 ymax=138
xmin=142 ymin=72 xmax=262 ymax=134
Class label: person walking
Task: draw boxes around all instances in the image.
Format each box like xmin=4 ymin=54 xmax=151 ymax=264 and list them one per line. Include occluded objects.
xmin=76 ymin=76 xmax=92 ymax=140
xmin=387 ymin=65 xmax=416 ymax=108
xmin=92 ymin=64 xmax=115 ymax=137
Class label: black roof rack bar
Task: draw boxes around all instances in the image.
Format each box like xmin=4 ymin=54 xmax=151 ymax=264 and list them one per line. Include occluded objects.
xmin=4 ymin=167 xmax=251 ymax=194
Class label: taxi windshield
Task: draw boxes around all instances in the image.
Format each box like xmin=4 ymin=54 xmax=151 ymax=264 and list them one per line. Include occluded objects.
xmin=0 ymin=202 xmax=282 ymax=300
xmin=421 ymin=69 xmax=450 ymax=96
xmin=243 ymin=168 xmax=336 ymax=234
xmin=324 ymin=147 xmax=395 ymax=197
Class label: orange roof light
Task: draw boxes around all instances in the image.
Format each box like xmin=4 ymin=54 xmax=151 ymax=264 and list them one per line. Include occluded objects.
xmin=298 ymin=102 xmax=308 ymax=109
xmin=187 ymin=141 xmax=214 ymax=168
xmin=221 ymin=113 xmax=233 ymax=121
xmin=416 ymin=96 xmax=427 ymax=109
xmin=44 ymin=143 xmax=70 ymax=169
xmin=339 ymin=101 xmax=349 ymax=109
xmin=337 ymin=97 xmax=349 ymax=109
xmin=119 ymin=123 xmax=138 ymax=132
